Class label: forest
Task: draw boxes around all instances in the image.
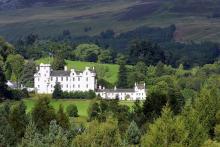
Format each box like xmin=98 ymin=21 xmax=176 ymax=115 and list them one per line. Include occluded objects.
xmin=1 ymin=35 xmax=220 ymax=146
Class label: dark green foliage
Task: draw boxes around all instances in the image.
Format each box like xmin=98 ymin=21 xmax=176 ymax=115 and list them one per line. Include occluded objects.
xmin=129 ymin=40 xmax=165 ymax=65
xmin=0 ymin=103 xmax=17 ymax=146
xmin=10 ymin=89 xmax=29 ymax=100
xmin=31 ymin=96 xmax=56 ymax=133
xmin=56 ymin=105 xmax=70 ymax=130
xmin=9 ymin=101 xmax=28 ymax=139
xmin=117 ymin=62 xmax=128 ymax=88
xmin=66 ymin=104 xmax=79 ymax=117
xmin=21 ymin=60 xmax=36 ymax=87
xmin=126 ymin=121 xmax=141 ymax=145
xmin=0 ymin=66 xmax=11 ymax=99
xmin=52 ymin=83 xmax=62 ymax=99
xmin=60 ymin=90 xmax=96 ymax=99
xmin=52 ymin=53 xmax=66 ymax=70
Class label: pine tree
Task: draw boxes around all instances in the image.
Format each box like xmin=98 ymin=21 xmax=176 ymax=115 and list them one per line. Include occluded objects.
xmin=0 ymin=103 xmax=17 ymax=146
xmin=21 ymin=60 xmax=36 ymax=87
xmin=52 ymin=83 xmax=62 ymax=99
xmin=56 ymin=105 xmax=70 ymax=130
xmin=141 ymin=106 xmax=188 ymax=146
xmin=52 ymin=54 xmax=65 ymax=70
xmin=0 ymin=66 xmax=10 ymax=99
xmin=117 ymin=62 xmax=128 ymax=88
xmin=9 ymin=101 xmax=28 ymax=139
xmin=126 ymin=120 xmax=141 ymax=145
xmin=19 ymin=121 xmax=44 ymax=147
xmin=31 ymin=96 xmax=56 ymax=133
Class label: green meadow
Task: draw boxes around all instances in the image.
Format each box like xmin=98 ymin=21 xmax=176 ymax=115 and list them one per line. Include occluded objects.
xmin=22 ymin=98 xmax=135 ymax=117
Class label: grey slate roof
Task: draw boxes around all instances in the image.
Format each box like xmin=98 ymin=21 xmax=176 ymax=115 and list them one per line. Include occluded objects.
xmin=97 ymin=89 xmax=135 ymax=93
xmin=50 ymin=70 xmax=71 ymax=77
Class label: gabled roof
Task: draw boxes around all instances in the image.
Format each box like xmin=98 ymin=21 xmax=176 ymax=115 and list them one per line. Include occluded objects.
xmin=50 ymin=70 xmax=71 ymax=77
xmin=97 ymin=89 xmax=135 ymax=93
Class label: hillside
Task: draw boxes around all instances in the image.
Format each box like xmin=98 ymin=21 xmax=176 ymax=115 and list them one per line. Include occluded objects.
xmin=1 ymin=0 xmax=220 ymax=42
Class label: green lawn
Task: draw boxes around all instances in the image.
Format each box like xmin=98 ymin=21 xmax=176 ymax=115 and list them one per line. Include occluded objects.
xmin=36 ymin=57 xmax=122 ymax=84
xmin=22 ymin=98 xmax=135 ymax=117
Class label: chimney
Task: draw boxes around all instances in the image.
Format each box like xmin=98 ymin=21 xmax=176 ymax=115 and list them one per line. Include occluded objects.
xmin=64 ymin=66 xmax=68 ymax=71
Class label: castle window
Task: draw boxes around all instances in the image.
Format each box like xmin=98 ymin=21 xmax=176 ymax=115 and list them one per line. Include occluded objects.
xmin=56 ymin=77 xmax=58 ymax=81
xmin=51 ymin=77 xmax=53 ymax=81
xmin=66 ymin=77 xmax=68 ymax=81
xmin=66 ymin=85 xmax=68 ymax=88
xmin=51 ymin=85 xmax=53 ymax=88
xmin=78 ymin=77 xmax=80 ymax=81
xmin=86 ymin=77 xmax=88 ymax=81
xmin=86 ymin=72 xmax=88 ymax=75
xmin=73 ymin=84 xmax=75 ymax=88
xmin=38 ymin=85 xmax=40 ymax=88
xmin=86 ymin=84 xmax=88 ymax=88
xmin=78 ymin=85 xmax=80 ymax=88
xmin=61 ymin=77 xmax=63 ymax=81
xmin=38 ymin=78 xmax=40 ymax=81
xmin=73 ymin=77 xmax=75 ymax=81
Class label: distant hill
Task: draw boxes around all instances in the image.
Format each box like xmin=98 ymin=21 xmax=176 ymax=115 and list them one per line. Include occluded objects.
xmin=1 ymin=0 xmax=220 ymax=42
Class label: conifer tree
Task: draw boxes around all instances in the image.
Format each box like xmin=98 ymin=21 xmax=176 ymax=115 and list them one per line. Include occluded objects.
xmin=126 ymin=120 xmax=141 ymax=145
xmin=117 ymin=62 xmax=128 ymax=88
xmin=9 ymin=101 xmax=28 ymax=139
xmin=52 ymin=83 xmax=62 ymax=99
xmin=56 ymin=105 xmax=70 ymax=130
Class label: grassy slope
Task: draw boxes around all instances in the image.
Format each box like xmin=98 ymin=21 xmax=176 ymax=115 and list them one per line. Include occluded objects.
xmin=36 ymin=57 xmax=120 ymax=84
xmin=1 ymin=0 xmax=220 ymax=42
xmin=23 ymin=98 xmax=135 ymax=117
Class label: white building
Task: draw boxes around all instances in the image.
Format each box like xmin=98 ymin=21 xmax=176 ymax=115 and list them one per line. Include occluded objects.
xmin=96 ymin=83 xmax=146 ymax=100
xmin=34 ymin=63 xmax=146 ymax=100
xmin=34 ymin=63 xmax=96 ymax=94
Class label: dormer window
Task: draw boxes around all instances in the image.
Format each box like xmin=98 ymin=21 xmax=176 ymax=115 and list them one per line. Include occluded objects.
xmin=73 ymin=77 xmax=75 ymax=81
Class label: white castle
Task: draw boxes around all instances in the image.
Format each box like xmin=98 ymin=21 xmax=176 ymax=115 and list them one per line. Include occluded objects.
xmin=34 ymin=63 xmax=146 ymax=100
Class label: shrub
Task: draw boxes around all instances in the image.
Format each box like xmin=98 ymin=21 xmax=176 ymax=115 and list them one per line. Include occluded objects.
xmin=66 ymin=104 xmax=79 ymax=117
xmin=58 ymin=90 xmax=96 ymax=99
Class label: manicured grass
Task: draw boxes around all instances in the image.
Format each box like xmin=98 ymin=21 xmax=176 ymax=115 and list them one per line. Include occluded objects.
xmin=22 ymin=98 xmax=135 ymax=117
xmin=36 ymin=57 xmax=121 ymax=84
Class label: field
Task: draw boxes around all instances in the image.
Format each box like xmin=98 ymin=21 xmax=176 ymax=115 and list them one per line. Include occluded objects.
xmin=36 ymin=57 xmax=121 ymax=84
xmin=22 ymin=98 xmax=135 ymax=117
xmin=1 ymin=0 xmax=220 ymax=42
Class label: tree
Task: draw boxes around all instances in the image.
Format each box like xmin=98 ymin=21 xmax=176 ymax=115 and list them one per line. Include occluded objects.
xmin=0 ymin=37 xmax=15 ymax=61
xmin=141 ymin=106 xmax=188 ymax=147
xmin=72 ymin=120 xmax=122 ymax=147
xmin=74 ymin=44 xmax=101 ymax=62
xmin=21 ymin=60 xmax=36 ymax=87
xmin=9 ymin=101 xmax=28 ymax=139
xmin=0 ymin=66 xmax=10 ymax=99
xmin=52 ymin=54 xmax=66 ymax=70
xmin=19 ymin=121 xmax=44 ymax=147
xmin=98 ymin=50 xmax=113 ymax=63
xmin=56 ymin=105 xmax=70 ymax=130
xmin=6 ymin=54 xmax=25 ymax=87
xmin=66 ymin=104 xmax=79 ymax=117
xmin=129 ymin=40 xmax=165 ymax=65
xmin=0 ymin=103 xmax=17 ymax=146
xmin=126 ymin=121 xmax=141 ymax=145
xmin=52 ymin=83 xmax=63 ymax=99
xmin=215 ymin=111 xmax=220 ymax=141
xmin=31 ymin=96 xmax=56 ymax=133
xmin=117 ymin=62 xmax=128 ymax=88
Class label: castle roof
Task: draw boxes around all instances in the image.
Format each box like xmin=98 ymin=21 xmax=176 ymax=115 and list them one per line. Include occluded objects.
xmin=50 ymin=70 xmax=71 ymax=76
xmin=97 ymin=89 xmax=135 ymax=93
